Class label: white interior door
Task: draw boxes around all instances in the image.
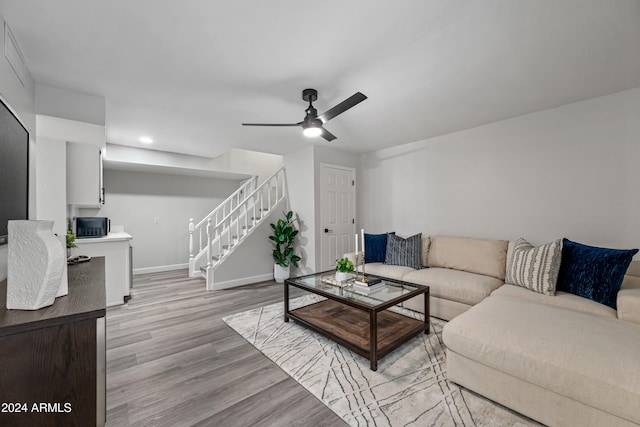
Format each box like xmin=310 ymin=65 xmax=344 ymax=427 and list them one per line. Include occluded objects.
xmin=320 ymin=164 xmax=356 ymax=271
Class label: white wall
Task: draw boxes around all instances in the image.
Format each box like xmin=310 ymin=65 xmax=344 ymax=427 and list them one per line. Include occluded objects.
xmin=105 ymin=145 xmax=283 ymax=184
xmin=284 ymin=146 xmax=316 ymax=274
xmin=212 ymin=200 xmax=286 ymax=286
xmin=80 ymin=170 xmax=240 ymax=271
xmin=35 ymin=137 xmax=67 ymax=235
xmin=223 ymin=148 xmax=283 ymax=184
xmin=360 ymin=87 xmax=640 ymax=252
xmin=105 ymin=143 xmax=225 ymax=171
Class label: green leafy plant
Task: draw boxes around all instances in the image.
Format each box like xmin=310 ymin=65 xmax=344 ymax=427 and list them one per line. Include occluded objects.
xmin=66 ymin=230 xmax=77 ymax=249
xmin=335 ymin=257 xmax=354 ymax=273
xmin=269 ymin=210 xmax=301 ymax=268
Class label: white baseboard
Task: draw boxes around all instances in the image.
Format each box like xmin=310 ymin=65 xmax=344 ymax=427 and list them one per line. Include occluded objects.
xmin=133 ymin=263 xmax=188 ymax=275
xmin=211 ymin=273 xmax=275 ymax=290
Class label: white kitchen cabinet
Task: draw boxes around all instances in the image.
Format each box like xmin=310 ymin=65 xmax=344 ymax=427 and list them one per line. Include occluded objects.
xmin=67 ymin=141 xmax=104 ymax=207
xmin=74 ymin=232 xmax=132 ymax=306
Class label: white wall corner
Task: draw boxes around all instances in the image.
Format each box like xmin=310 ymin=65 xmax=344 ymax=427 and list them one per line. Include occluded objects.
xmin=36 ymin=115 xmax=105 ymax=147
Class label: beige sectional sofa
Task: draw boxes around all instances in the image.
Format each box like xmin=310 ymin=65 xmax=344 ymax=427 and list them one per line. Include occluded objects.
xmin=346 ymin=234 xmax=640 ymax=426
xmin=348 ymin=235 xmax=510 ymax=320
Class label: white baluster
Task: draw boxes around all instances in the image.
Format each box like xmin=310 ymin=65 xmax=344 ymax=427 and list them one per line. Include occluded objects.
xmin=244 ymin=203 xmax=248 ymax=234
xmin=253 ymin=196 xmax=257 ymax=225
xmin=236 ymin=209 xmax=240 ymax=242
xmin=199 ymin=227 xmax=203 ymax=253
xmin=282 ymin=169 xmax=287 ymax=202
xmin=206 ymin=218 xmax=212 ymax=267
xmin=267 ymin=177 xmax=272 ymax=208
xmin=188 ymin=218 xmax=194 ymax=259
xmin=218 ymin=222 xmax=222 ymax=258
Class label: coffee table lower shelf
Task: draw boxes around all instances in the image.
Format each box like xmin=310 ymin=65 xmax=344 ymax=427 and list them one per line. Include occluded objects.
xmin=286 ymin=299 xmax=425 ymax=371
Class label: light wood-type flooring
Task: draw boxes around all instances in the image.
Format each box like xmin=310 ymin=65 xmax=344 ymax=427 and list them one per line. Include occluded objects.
xmin=106 ymin=269 xmax=347 ymax=427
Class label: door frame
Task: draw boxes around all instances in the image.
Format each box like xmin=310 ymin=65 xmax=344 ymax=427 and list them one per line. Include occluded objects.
xmin=319 ymin=163 xmax=356 ymax=271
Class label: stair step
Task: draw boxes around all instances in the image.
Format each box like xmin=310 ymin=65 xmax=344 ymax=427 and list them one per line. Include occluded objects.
xmin=251 ymin=216 xmax=261 ymax=221
xmin=242 ymin=225 xmax=253 ymax=230
xmin=223 ymin=244 xmax=234 ymax=250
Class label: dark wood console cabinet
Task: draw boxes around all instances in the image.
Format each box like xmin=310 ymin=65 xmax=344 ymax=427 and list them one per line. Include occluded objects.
xmin=0 ymin=257 xmax=106 ymax=427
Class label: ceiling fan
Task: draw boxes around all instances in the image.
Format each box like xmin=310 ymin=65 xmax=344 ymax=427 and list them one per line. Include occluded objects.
xmin=242 ymin=88 xmax=367 ymax=141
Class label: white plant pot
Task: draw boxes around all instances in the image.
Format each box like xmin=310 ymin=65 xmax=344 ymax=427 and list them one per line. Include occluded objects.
xmin=335 ymin=271 xmax=349 ymax=282
xmin=274 ymin=264 xmax=290 ymax=283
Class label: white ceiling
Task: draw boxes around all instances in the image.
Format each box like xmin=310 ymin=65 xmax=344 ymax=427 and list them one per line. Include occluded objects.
xmin=1 ymin=1 xmax=639 ymax=158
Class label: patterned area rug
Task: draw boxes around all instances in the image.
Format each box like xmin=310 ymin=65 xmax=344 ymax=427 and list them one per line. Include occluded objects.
xmin=223 ymin=295 xmax=539 ymax=427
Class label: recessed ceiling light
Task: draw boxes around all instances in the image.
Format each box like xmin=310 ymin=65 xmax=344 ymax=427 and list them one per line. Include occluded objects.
xmin=139 ymin=136 xmax=153 ymax=144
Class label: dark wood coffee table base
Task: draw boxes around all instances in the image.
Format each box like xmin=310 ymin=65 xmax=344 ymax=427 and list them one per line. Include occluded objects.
xmin=286 ymin=299 xmax=426 ymax=371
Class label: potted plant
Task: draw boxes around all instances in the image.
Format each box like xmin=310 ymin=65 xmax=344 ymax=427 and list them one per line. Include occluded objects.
xmin=66 ymin=230 xmax=77 ymax=260
xmin=335 ymin=257 xmax=354 ymax=282
xmin=269 ymin=210 xmax=302 ymax=282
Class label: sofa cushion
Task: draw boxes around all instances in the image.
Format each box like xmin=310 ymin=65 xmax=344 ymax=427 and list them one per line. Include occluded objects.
xmin=385 ymin=232 xmax=422 ymax=269
xmin=402 ymin=267 xmax=503 ymax=306
xmin=421 ymin=235 xmax=430 ymax=268
xmin=364 ymin=232 xmax=392 ymax=263
xmin=491 ymin=284 xmax=616 ymax=318
xmin=617 ymin=274 xmax=640 ymax=323
xmin=363 ymin=263 xmax=416 ymax=281
xmin=505 ymin=238 xmax=562 ymax=296
xmin=443 ymin=296 xmax=640 ymax=425
xmin=557 ymin=239 xmax=638 ymax=309
xmin=427 ymin=235 xmax=509 ymax=280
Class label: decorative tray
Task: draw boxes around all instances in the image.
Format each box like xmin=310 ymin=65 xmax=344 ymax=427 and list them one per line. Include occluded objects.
xmin=67 ymin=255 xmax=92 ymax=265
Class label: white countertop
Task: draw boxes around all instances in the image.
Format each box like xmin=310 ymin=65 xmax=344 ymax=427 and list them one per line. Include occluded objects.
xmin=75 ymin=232 xmax=133 ymax=243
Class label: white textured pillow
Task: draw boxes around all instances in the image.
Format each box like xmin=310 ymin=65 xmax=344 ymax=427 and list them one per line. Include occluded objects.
xmin=506 ymin=238 xmax=562 ymax=295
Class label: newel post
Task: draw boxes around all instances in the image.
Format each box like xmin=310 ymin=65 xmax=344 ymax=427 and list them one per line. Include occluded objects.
xmin=188 ymin=218 xmax=195 ymax=259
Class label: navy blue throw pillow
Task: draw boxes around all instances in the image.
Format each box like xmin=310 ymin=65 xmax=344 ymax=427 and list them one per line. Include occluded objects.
xmin=557 ymin=238 xmax=638 ymax=309
xmin=364 ymin=232 xmax=393 ymax=263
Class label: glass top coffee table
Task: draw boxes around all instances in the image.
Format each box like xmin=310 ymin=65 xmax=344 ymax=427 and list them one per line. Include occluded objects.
xmin=284 ymin=272 xmax=430 ymax=371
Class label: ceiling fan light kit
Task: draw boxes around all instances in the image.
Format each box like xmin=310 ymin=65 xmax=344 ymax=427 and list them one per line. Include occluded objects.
xmin=303 ymin=123 xmax=322 ymax=138
xmin=242 ymin=88 xmax=367 ymax=141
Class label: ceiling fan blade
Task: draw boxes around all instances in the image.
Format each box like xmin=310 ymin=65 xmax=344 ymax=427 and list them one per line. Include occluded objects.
xmin=242 ymin=122 xmax=301 ymax=127
xmin=320 ymin=128 xmax=337 ymax=142
xmin=318 ymin=92 xmax=367 ymax=123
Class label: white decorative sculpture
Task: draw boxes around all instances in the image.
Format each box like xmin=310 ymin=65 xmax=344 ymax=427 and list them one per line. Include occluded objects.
xmin=7 ymin=220 xmax=65 ymax=310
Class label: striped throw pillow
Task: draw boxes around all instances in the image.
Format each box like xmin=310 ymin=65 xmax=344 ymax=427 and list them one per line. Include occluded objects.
xmin=506 ymin=238 xmax=562 ymax=295
xmin=384 ymin=233 xmax=422 ymax=270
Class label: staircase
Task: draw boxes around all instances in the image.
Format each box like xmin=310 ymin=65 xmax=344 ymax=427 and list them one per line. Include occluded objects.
xmin=188 ymin=167 xmax=286 ymax=290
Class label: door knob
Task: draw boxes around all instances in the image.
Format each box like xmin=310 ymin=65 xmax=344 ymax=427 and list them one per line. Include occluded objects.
xmin=325 ymin=228 xmax=333 ymax=233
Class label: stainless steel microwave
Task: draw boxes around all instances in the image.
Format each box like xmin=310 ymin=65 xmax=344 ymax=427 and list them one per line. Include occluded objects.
xmin=76 ymin=217 xmax=110 ymax=238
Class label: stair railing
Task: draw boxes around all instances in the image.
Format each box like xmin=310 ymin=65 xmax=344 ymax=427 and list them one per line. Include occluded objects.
xmin=208 ymin=167 xmax=285 ymax=262
xmin=189 ymin=167 xmax=285 ymax=278
xmin=189 ymin=176 xmax=257 ymax=261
